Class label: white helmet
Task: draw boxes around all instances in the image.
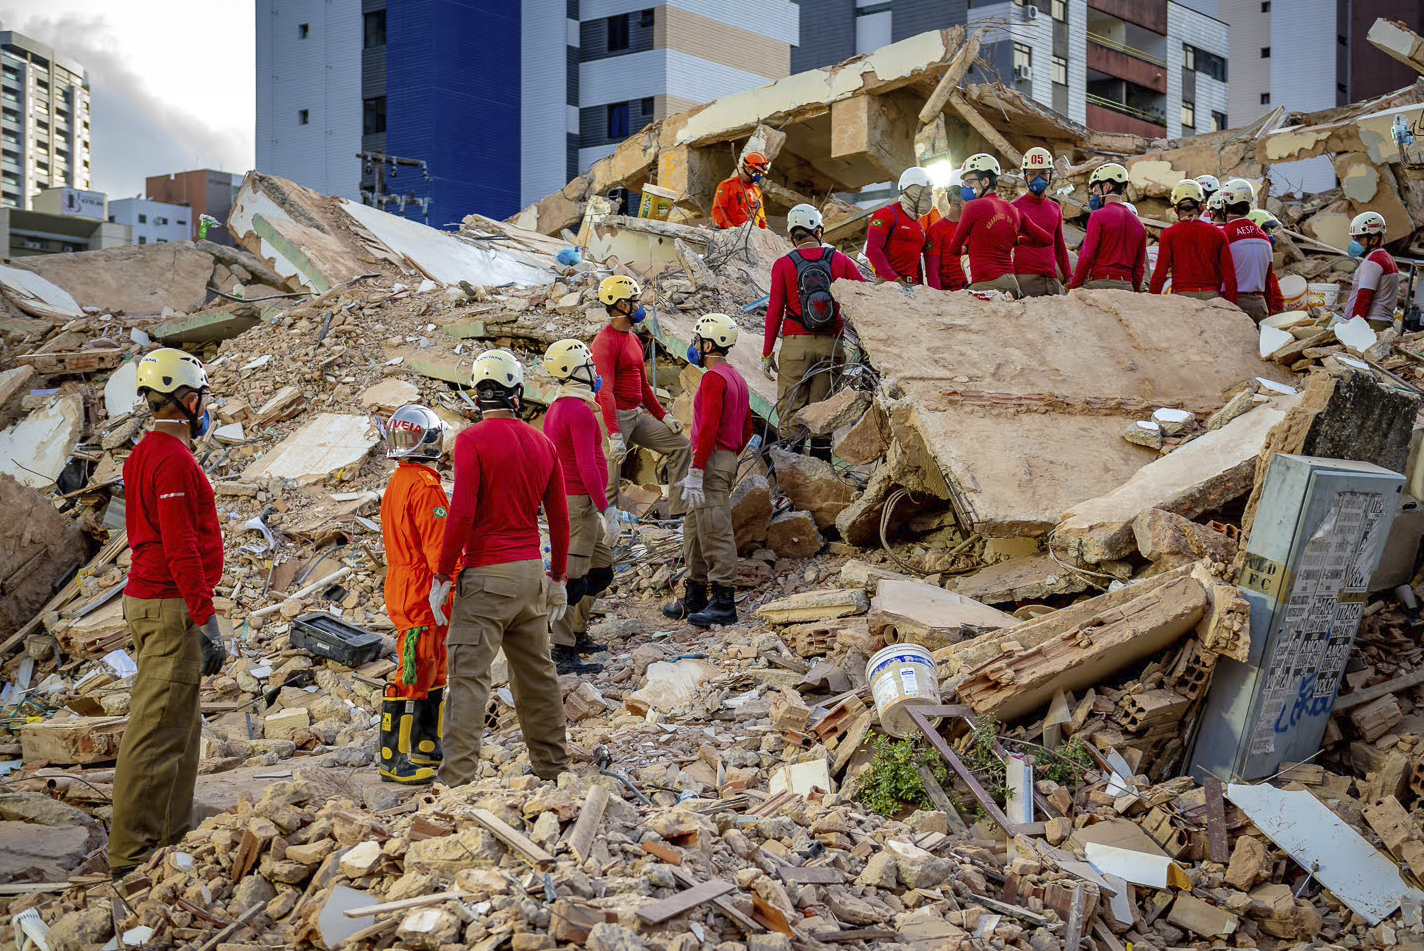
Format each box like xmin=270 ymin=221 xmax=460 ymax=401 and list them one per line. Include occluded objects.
xmin=471 ymin=349 xmax=524 ymax=389
xmin=786 ymin=203 xmax=823 ymax=235
xmin=898 ymin=167 xmax=932 ymax=191
xmin=543 ymin=339 xmax=595 ymax=382
xmin=694 ymin=313 xmax=739 ymax=350
xmin=961 ymin=153 xmax=1002 ymax=177
xmin=1021 ymin=147 xmax=1053 ymax=174
xmin=1195 ymin=174 xmax=1220 ymax=196
xmin=1349 ymin=211 xmax=1386 ymax=237
xmin=1220 ymin=178 xmax=1255 ymax=207
xmin=385 ymin=404 xmax=444 ymax=461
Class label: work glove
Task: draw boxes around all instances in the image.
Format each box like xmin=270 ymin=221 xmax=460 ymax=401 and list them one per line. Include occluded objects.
xmin=761 ymin=353 xmax=778 ymax=381
xmin=607 ymin=432 xmax=627 ymax=463
xmin=677 ymin=468 xmax=706 ymax=509
xmin=602 ymin=506 xmax=629 ymax=545
xmin=544 ymin=575 xmax=569 ymax=623
xmin=429 ymin=576 xmax=453 ymax=627
xmin=198 ymin=615 xmax=228 ymax=677
xmin=664 ymin=415 xmax=685 ymax=436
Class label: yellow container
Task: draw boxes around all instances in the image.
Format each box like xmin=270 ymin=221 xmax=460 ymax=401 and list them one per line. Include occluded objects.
xmin=637 ymin=184 xmax=677 ymax=221
xmin=1307 ymin=282 xmax=1341 ymax=309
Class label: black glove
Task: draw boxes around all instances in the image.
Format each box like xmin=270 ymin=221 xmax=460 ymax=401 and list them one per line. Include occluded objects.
xmin=199 ymin=615 xmax=228 ymax=676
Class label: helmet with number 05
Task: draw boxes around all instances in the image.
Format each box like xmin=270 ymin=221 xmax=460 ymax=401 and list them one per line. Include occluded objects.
xmin=385 ymin=404 xmax=444 ymax=461
xmin=1021 ymin=147 xmax=1054 ymax=173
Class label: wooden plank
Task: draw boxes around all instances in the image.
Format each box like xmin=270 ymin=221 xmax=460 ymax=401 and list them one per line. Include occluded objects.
xmin=1203 ymin=775 xmax=1230 ymax=865
xmin=640 ymin=840 xmax=685 ymax=866
xmin=775 ymin=864 xmax=845 ymax=885
xmin=670 ymin=868 xmax=763 ymax=934
xmin=1334 ymin=669 xmax=1424 ymax=711
xmin=1091 ymin=918 xmax=1127 ymax=951
xmin=470 ymin=808 xmax=554 ymax=866
xmin=567 ymin=785 xmax=609 ymax=864
xmin=917 ymin=27 xmax=985 ymax=124
xmin=916 ymin=765 xmax=970 ymax=834
xmin=815 ymin=928 xmax=899 ymax=943
xmin=751 ymin=895 xmax=794 ymax=936
xmin=1063 ymin=884 xmax=1086 ymax=951
xmin=636 ymin=879 xmax=736 ymax=924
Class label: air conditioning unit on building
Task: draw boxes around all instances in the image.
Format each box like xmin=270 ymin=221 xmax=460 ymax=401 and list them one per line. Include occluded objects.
xmin=1024 ymin=4 xmax=1039 ymax=19
xmin=1014 ymin=64 xmax=1032 ymax=82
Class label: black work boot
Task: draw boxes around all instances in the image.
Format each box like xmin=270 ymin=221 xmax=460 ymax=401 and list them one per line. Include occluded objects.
xmin=688 ymin=584 xmax=737 ymax=628
xmin=377 ymin=698 xmax=436 ymax=785
xmin=571 ymin=631 xmax=608 ymax=655
xmin=662 ymin=581 xmax=708 ymax=620
xmin=552 ymin=644 xmax=605 ymax=675
xmin=407 ymin=687 xmax=444 ymax=766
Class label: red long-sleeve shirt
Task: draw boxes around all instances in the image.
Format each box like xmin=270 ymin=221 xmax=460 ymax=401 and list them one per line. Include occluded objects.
xmin=763 ymin=246 xmax=865 ymax=355
xmin=949 ymin=194 xmax=1053 ymax=284
xmin=1011 ymin=194 xmax=1072 ymax=280
xmin=1149 ymin=218 xmax=1238 ymax=302
xmin=1069 ymin=202 xmax=1148 ymax=290
xmin=381 ymin=461 xmax=448 ymax=632
xmin=691 ymin=365 xmax=754 ymax=470
xmin=864 ymin=202 xmax=925 ymax=283
xmin=123 ymin=430 xmax=223 ymax=624
xmin=436 ymin=417 xmax=569 ymax=579
xmin=925 ymin=217 xmax=969 ymax=291
xmin=591 ymin=323 xmax=665 ymax=434
xmin=543 ymin=395 xmax=609 ymax=511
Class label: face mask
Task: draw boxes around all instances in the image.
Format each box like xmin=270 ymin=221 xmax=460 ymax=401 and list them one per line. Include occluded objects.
xmin=685 ymin=342 xmax=703 ymax=367
xmin=630 ymin=304 xmax=646 ymax=324
xmin=1088 ymin=194 xmax=1103 ymax=211
xmin=1028 ymin=177 xmax=1049 ymax=196
xmin=750 ymin=173 xmax=763 ymax=184
xmin=1347 ymin=240 xmax=1365 ymax=258
xmin=1267 ymin=235 xmax=1275 ymax=246
xmin=592 ymin=374 xmax=603 ymax=394
xmin=193 ymin=409 xmax=211 ymax=439
xmin=960 ymin=184 xmax=978 ymax=203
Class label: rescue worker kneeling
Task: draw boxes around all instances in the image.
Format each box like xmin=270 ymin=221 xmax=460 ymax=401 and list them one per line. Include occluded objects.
xmin=664 ymin=315 xmax=753 ymax=627
xmin=377 ymin=404 xmax=450 ymax=785
xmin=431 ymin=350 xmax=572 ymax=784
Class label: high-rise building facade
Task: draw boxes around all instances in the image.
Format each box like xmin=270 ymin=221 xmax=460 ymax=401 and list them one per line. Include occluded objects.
xmin=256 ymin=1 xmax=799 ymax=223
xmin=0 ymin=29 xmax=91 ymax=210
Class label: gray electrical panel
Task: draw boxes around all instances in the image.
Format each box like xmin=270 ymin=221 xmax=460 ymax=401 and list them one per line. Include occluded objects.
xmin=1189 ymin=454 xmax=1404 ymax=783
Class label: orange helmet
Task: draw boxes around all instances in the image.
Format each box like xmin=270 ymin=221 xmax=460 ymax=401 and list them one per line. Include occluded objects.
xmin=742 ymin=151 xmax=769 ymax=174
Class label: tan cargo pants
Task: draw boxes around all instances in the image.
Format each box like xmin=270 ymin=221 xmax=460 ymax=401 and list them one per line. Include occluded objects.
xmin=440 ymin=560 xmax=570 ymax=783
xmin=776 ymin=333 xmax=842 ymax=440
xmin=552 ymin=494 xmax=612 ymax=647
xmin=1236 ymin=293 xmax=1269 ymax=323
xmin=1175 ymin=290 xmax=1221 ymax=301
xmin=969 ymin=273 xmax=1023 ymax=298
xmin=109 ymin=596 xmax=202 ymax=870
xmin=1015 ymin=274 xmax=1063 ymax=297
xmin=1082 ymin=278 xmax=1135 ymax=291
xmin=609 ymin=406 xmax=691 ymax=516
xmin=684 ymin=449 xmax=739 ymax=587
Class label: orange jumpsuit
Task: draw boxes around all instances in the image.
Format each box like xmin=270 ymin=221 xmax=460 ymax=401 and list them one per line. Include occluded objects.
xmin=711 ymin=173 xmax=767 ymax=229
xmin=381 ymin=461 xmax=450 ymax=699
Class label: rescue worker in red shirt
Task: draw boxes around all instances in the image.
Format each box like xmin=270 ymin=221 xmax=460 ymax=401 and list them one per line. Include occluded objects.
xmin=1219 ymin=179 xmax=1281 ymax=323
xmin=1195 ymin=175 xmax=1221 ymax=215
xmin=1148 ymin=180 xmax=1237 ymax=303
xmin=925 ymin=183 xmax=969 ymax=292
xmin=711 ymin=151 xmax=768 ymax=229
xmin=591 ymin=275 xmax=692 ymax=516
xmin=663 ymin=314 xmax=754 ymax=627
xmin=541 ymin=339 xmax=621 ymax=675
xmin=1011 ymin=147 xmax=1072 ymax=297
xmin=763 ymin=203 xmax=866 ymax=459
xmin=377 ymin=404 xmax=450 ymax=785
xmin=865 ymin=167 xmax=932 ymax=285
xmin=109 ymin=348 xmax=226 ymax=877
xmin=1068 ymin=163 xmax=1147 ymax=291
xmin=1345 ymin=211 xmax=1400 ymax=326
xmin=948 ymin=153 xmax=1053 ymax=298
xmin=430 ymin=350 xmax=572 ymax=784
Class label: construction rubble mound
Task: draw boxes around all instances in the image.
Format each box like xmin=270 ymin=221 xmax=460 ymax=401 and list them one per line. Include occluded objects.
xmin=7 ymin=17 xmax=1424 ymax=951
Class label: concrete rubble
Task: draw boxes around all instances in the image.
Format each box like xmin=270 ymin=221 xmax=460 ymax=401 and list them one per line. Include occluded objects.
xmin=5 ymin=16 xmax=1424 ymax=951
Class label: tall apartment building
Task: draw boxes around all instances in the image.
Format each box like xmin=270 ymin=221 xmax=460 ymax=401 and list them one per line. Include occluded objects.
xmin=791 ymin=1 xmax=1227 ymax=141
xmin=256 ymin=1 xmax=799 ymax=223
xmin=0 ymin=29 xmax=91 ymax=211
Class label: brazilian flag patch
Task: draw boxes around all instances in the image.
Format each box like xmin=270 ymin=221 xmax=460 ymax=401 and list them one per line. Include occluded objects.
xmin=433 ymin=506 xmax=447 ymax=517
xmin=870 ymin=217 xmax=883 ymax=227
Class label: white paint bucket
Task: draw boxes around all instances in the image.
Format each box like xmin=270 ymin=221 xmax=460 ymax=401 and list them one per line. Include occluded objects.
xmin=1307 ymin=282 xmax=1341 ymax=309
xmin=865 ymin=643 xmax=941 ymax=738
xmin=1278 ymin=274 xmax=1308 ymax=310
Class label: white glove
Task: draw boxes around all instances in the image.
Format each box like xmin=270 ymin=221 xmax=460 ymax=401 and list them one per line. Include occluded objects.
xmin=607 ymin=432 xmax=627 ymax=463
xmin=429 ymin=576 xmax=453 ymax=627
xmin=544 ymin=575 xmax=569 ymax=623
xmin=677 ymin=469 xmax=706 ymax=508
xmin=664 ymin=415 xmax=685 ymax=436
xmin=602 ymin=506 xmax=627 ymax=545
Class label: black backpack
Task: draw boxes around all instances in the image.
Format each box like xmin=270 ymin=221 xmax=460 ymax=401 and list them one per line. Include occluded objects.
xmin=789 ymin=248 xmax=837 ymax=332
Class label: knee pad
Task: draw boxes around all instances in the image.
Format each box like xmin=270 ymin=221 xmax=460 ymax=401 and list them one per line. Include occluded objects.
xmin=585 ymin=565 xmax=614 ymax=598
xmin=564 ymin=575 xmax=588 ymax=604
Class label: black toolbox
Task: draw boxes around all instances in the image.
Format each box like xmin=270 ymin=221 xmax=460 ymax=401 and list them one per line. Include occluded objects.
xmin=291 ymin=612 xmax=385 ymax=667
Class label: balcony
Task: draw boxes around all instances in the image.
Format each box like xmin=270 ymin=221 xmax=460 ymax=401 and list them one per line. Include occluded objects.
xmin=1087 ymin=32 xmax=1167 ymax=91
xmin=1087 ymin=0 xmax=1167 ymax=34
xmin=1086 ymin=95 xmax=1166 ymax=137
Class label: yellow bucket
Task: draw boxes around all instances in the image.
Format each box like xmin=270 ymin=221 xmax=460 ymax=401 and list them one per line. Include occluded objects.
xmin=637 ymin=184 xmax=677 ymax=221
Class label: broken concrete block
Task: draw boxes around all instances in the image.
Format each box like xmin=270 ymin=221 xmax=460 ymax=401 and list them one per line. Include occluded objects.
xmin=766 ymin=509 xmax=823 ymax=558
xmin=867 ymin=579 xmax=1016 ymax=651
xmin=152 ymin=302 xmax=262 ymax=344
xmin=731 ymin=473 xmax=773 ymax=552
xmin=887 ymin=840 xmax=952 ymax=889
xmin=856 ymin=850 xmax=900 ymax=889
xmin=838 ymin=559 xmax=913 ymax=592
xmin=19 ymin=717 xmax=126 ymax=765
xmin=1152 ymin=407 xmax=1194 ymax=435
xmin=359 ymin=378 xmax=421 ymax=412
xmin=15 ymin=241 xmax=217 ymax=314
xmin=1205 ymin=387 xmax=1255 ymax=431
xmin=1334 ymin=316 xmax=1379 ymax=354
xmin=769 ymin=759 xmax=833 ymax=796
xmin=1168 ymin=892 xmax=1239 ymax=938
xmin=264 ymin=707 xmax=311 ymax=740
xmin=794 ymin=387 xmax=871 ymax=436
xmin=834 ymin=402 xmax=890 ymax=465
xmin=768 ymin=448 xmax=856 ymax=529
xmin=0 ymin=394 xmax=84 ymax=489
xmin=1260 ymin=324 xmax=1294 ymax=359
xmin=625 ymin=659 xmax=721 ymax=715
xmin=396 ymin=908 xmax=463 ymax=950
xmin=946 ymin=553 xmax=1091 ymax=604
xmin=1133 ymin=508 xmax=1236 ymax=570
xmin=1123 ymin=420 xmax=1163 ymax=450
xmin=242 ymin=413 xmax=379 ymax=485
xmin=0 ymin=473 xmax=86 ymax=640
xmin=756 ymin=588 xmax=869 ymax=624
xmin=1225 ymin=835 xmax=1271 ymax=890
xmin=0 ymin=365 xmax=34 ymax=427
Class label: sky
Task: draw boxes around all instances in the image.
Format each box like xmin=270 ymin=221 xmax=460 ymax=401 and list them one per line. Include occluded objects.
xmin=0 ymin=0 xmax=255 ymax=197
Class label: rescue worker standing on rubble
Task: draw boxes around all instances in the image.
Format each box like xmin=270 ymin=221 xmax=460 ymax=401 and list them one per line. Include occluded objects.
xmin=1149 ymin=180 xmax=1237 ymax=303
xmin=711 ymin=151 xmax=769 ymax=230
xmin=376 ymin=405 xmax=449 ymax=786
xmin=947 ymin=153 xmax=1053 ymax=298
xmin=925 ymin=181 xmax=969 ymax=292
xmin=591 ymin=275 xmax=692 ymax=517
xmin=1011 ymin=148 xmax=1073 ymax=297
xmin=1068 ymin=163 xmax=1147 ymax=291
xmin=664 ymin=314 xmax=753 ymax=627
xmin=431 ymin=350 xmax=571 ymax=784
xmin=109 ymin=348 xmax=226 ymax=878
xmin=1220 ymin=179 xmax=1283 ymax=323
xmin=1344 ymin=211 xmax=1400 ymax=326
xmin=763 ymin=203 xmax=866 ymax=459
xmin=542 ymin=339 xmax=620 ymax=676
xmin=866 ymin=167 xmax=931 ymax=285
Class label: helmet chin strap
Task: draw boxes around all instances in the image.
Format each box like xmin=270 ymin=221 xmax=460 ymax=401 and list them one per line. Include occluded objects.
xmin=164 ymin=390 xmax=205 ymax=438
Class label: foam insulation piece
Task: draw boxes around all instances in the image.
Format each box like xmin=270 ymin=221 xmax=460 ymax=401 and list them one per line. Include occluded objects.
xmin=1259 ymin=325 xmax=1294 ymax=359
xmin=1335 ymin=316 xmax=1379 ymax=353
xmin=104 ymin=360 xmax=141 ymax=419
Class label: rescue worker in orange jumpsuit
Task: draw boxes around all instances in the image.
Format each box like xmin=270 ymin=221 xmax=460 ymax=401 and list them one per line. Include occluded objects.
xmin=711 ymin=151 xmax=769 ymax=229
xmin=377 ymin=404 xmax=450 ymax=785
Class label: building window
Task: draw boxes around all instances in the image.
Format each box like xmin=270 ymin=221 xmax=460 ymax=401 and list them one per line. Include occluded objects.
xmin=1261 ymin=1 xmax=1270 ymax=10
xmin=138 ymin=236 xmax=147 ymax=245
xmin=1013 ymin=42 xmax=1032 ymax=72
xmin=1212 ymin=110 xmax=1228 ymax=131
xmin=640 ymin=96 xmax=653 ymax=115
xmin=1260 ymin=92 xmax=1270 ymax=104
xmin=608 ymin=13 xmax=630 ymax=51
xmin=298 ymin=23 xmax=309 ymax=39
xmin=138 ymin=213 xmax=147 ymax=224
xmin=1183 ymin=44 xmax=1195 ymax=71
xmin=1181 ymin=100 xmax=1195 ymax=128
xmin=640 ymin=8 xmax=654 ymax=28
xmin=363 ymin=96 xmax=386 ymax=134
xmin=1261 ymin=47 xmax=1270 ymax=58
xmin=1183 ymin=45 xmax=1226 ymax=81
xmin=364 ymin=10 xmax=387 ymax=48
xmin=607 ymin=101 xmax=629 ymax=139
xmin=1051 ymin=0 xmax=1066 ymax=21
xmin=156 ymin=216 xmax=167 ymax=225
xmin=1052 ymin=55 xmax=1067 ymax=86
xmin=298 ymin=108 xmax=309 ymax=125
xmin=178 ymin=219 xmax=186 ymax=226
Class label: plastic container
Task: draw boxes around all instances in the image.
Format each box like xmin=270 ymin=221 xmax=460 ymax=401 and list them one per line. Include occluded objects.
xmin=865 ymin=643 xmax=941 ymax=738
xmin=291 ymin=612 xmax=384 ymax=667
xmin=637 ymin=184 xmax=677 ymax=221
xmin=1307 ymin=282 xmax=1341 ymax=309
xmin=1278 ymin=274 xmax=1308 ymax=310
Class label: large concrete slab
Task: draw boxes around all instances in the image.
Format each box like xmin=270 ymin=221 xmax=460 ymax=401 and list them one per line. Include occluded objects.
xmin=0 ymin=263 xmax=82 ymax=319
xmin=839 ymin=283 xmax=1289 ymax=537
xmin=15 ymin=242 xmax=215 ymax=314
xmin=242 ymin=413 xmax=378 ymax=485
